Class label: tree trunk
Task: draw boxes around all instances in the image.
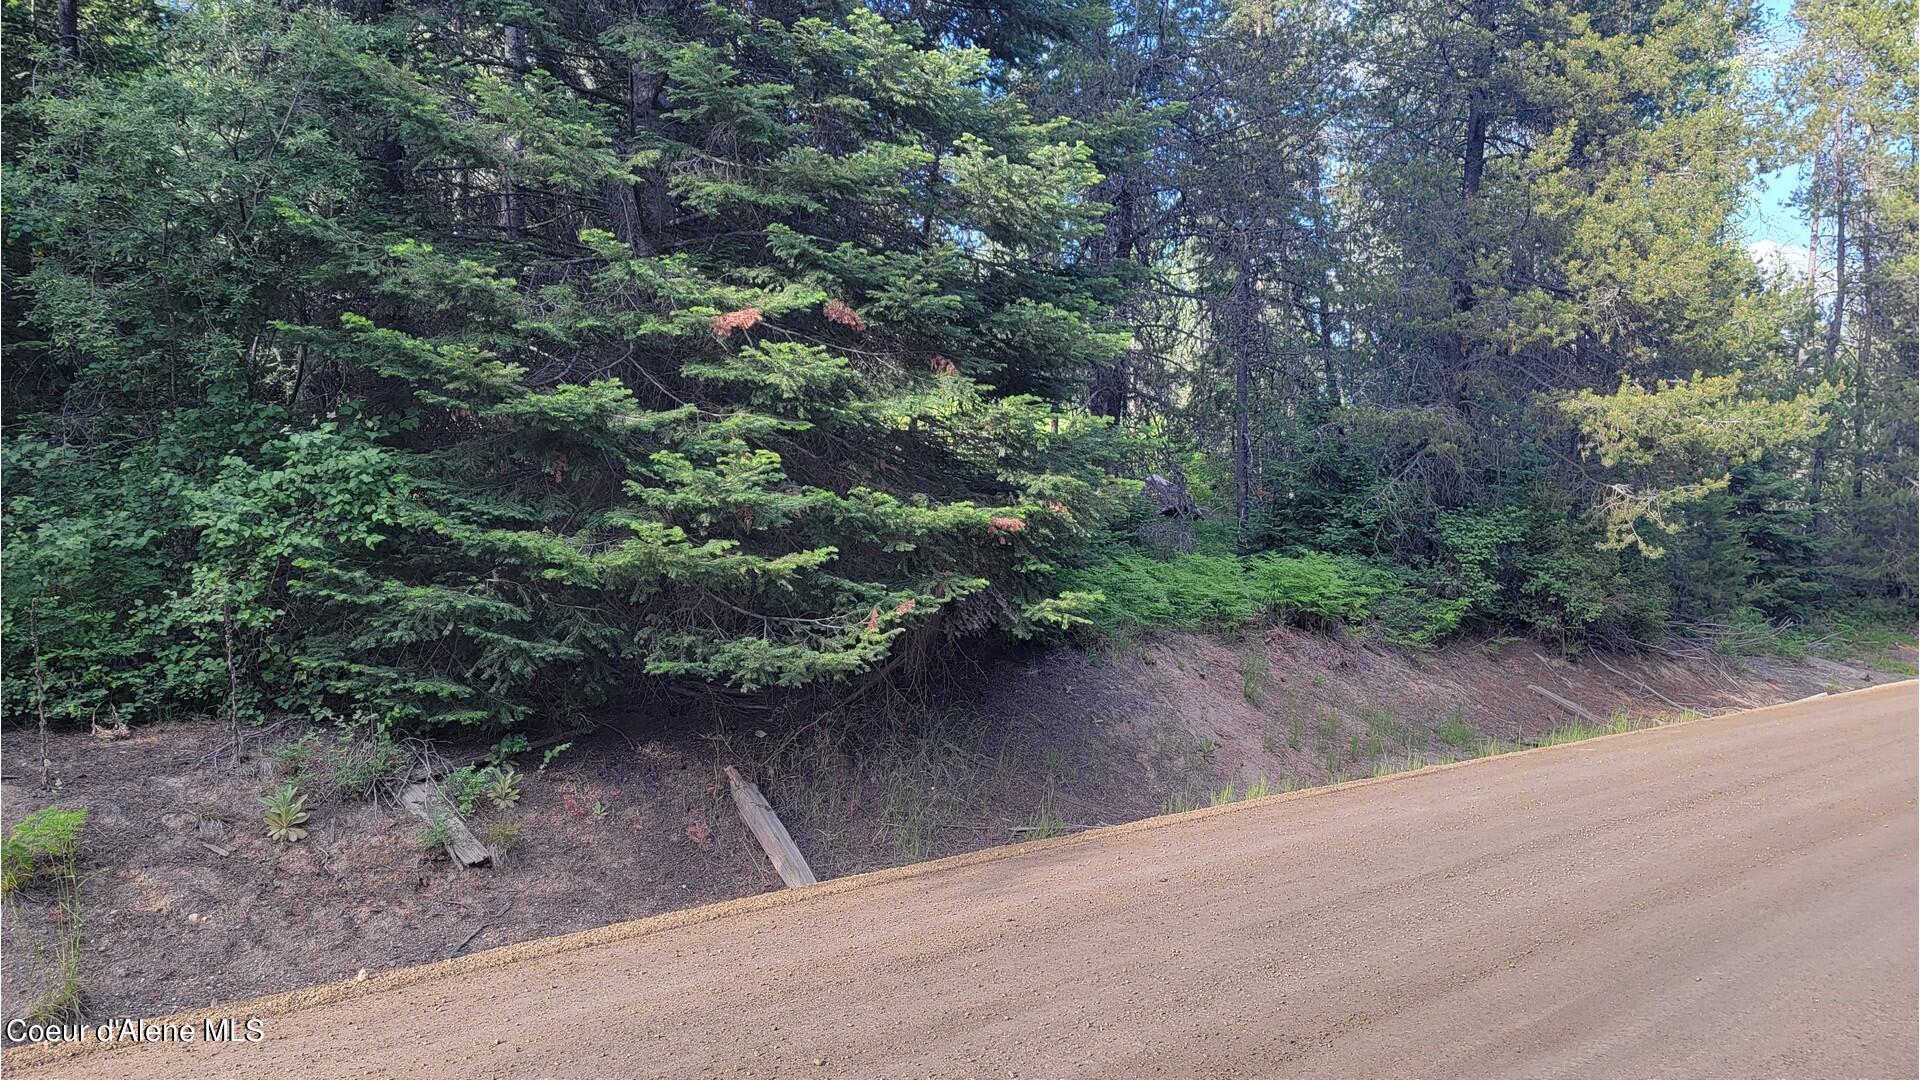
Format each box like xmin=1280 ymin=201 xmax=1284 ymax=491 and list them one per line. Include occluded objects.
xmin=501 ymin=25 xmax=528 ymax=233
xmin=1851 ymin=189 xmax=1873 ymax=502
xmin=1809 ymin=173 xmax=1847 ymax=525
xmin=57 ymin=0 xmax=77 ymax=59
xmin=1446 ymin=102 xmax=1490 ymax=407
xmin=1232 ymin=256 xmax=1257 ymax=540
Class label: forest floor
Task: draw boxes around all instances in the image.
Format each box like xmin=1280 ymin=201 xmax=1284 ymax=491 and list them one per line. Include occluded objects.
xmin=2 ymin=628 xmax=1911 ymax=1030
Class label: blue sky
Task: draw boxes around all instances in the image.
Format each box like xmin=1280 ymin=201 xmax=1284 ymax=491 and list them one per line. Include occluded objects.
xmin=1742 ymin=0 xmax=1808 ymax=248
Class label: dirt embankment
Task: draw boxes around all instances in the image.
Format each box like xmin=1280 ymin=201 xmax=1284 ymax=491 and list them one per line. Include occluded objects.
xmin=9 ymin=683 xmax=1916 ymax=1080
xmin=1 ymin=628 xmax=1905 ymax=1027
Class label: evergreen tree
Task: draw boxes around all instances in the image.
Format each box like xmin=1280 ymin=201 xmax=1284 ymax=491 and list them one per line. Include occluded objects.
xmin=3 ymin=0 xmax=1133 ymax=729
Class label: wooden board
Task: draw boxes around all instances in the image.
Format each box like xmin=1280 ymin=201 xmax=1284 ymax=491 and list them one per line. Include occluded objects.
xmin=725 ymin=766 xmax=817 ymax=888
xmin=398 ymin=781 xmax=492 ymax=867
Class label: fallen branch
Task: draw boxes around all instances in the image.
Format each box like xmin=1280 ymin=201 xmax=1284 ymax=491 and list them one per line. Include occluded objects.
xmin=1592 ymin=656 xmax=1692 ymax=713
xmin=450 ymin=900 xmax=514 ymax=957
xmin=1527 ymin=684 xmax=1605 ymax=726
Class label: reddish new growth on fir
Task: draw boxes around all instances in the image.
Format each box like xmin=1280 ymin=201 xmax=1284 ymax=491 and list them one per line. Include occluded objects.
xmin=824 ymin=298 xmax=867 ymax=331
xmin=712 ymin=307 xmax=763 ymax=337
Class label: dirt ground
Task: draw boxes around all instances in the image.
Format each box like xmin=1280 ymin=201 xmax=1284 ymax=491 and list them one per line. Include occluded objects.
xmin=8 ymin=683 xmax=1915 ymax=1080
xmin=1 ymin=628 xmax=1907 ymax=1029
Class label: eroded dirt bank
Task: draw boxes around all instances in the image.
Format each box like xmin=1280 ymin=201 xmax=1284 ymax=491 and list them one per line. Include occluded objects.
xmin=8 ymin=683 xmax=1916 ymax=1079
xmin=1 ymin=629 xmax=1906 ymax=1027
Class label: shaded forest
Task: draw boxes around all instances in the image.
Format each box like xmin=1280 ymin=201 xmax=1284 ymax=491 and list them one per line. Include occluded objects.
xmin=4 ymin=0 xmax=1913 ymax=735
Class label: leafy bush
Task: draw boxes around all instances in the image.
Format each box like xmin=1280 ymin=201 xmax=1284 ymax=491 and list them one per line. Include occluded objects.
xmin=2 ymin=806 xmax=87 ymax=897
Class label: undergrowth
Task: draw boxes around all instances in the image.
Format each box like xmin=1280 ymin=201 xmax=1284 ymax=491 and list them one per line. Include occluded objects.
xmin=1060 ymin=552 xmax=1466 ymax=647
xmin=3 ymin=806 xmax=87 ymax=1022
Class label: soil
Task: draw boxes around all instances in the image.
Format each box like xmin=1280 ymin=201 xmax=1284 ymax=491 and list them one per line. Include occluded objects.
xmin=1 ymin=628 xmax=1907 ymax=1030
xmin=7 ymin=683 xmax=1914 ymax=1079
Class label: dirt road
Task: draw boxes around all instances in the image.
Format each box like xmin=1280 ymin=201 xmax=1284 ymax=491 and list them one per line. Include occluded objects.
xmin=12 ymin=682 xmax=1916 ymax=1079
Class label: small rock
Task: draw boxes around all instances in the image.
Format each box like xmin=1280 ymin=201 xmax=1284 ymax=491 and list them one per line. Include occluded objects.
xmin=187 ymin=913 xmax=201 ymax=925
xmin=813 ymin=1058 xmax=826 ymax=1067
xmin=355 ymin=968 xmax=369 ymax=981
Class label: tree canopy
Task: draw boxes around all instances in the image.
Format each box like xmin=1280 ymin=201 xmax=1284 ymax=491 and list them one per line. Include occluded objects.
xmin=4 ymin=0 xmax=1911 ymax=733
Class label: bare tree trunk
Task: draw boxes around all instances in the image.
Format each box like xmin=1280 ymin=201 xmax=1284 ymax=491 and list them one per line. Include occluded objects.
xmin=1851 ymin=184 xmax=1873 ymax=502
xmin=29 ymin=599 xmax=52 ymax=789
xmin=223 ymin=599 xmax=241 ymax=765
xmin=501 ymin=25 xmax=528 ymax=233
xmin=1232 ymin=255 xmax=1257 ymax=540
xmin=57 ymin=0 xmax=77 ymax=59
xmin=1809 ymin=171 xmax=1848 ymax=525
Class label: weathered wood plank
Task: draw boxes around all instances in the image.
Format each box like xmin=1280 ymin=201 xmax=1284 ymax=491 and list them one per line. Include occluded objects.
xmin=724 ymin=765 xmax=817 ymax=888
xmin=398 ymin=781 xmax=492 ymax=867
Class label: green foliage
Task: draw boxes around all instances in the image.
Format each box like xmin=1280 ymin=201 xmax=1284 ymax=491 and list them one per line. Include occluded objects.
xmin=416 ymin=814 xmax=455 ymax=855
xmin=484 ymin=766 xmax=523 ymax=810
xmin=1060 ymin=552 xmax=1462 ymax=645
xmin=537 ymin=744 xmax=573 ymax=773
xmin=1436 ymin=710 xmax=1478 ymax=751
xmin=2 ymin=0 xmax=1907 ymax=726
xmin=485 ymin=820 xmax=523 ymax=856
xmin=2 ymin=807 xmax=87 ymax=898
xmin=440 ymin=767 xmax=491 ymax=817
xmin=2 ymin=0 xmax=1133 ymax=733
xmin=486 ymin=735 xmax=532 ymax=767
xmin=261 ymin=783 xmax=310 ymax=843
xmin=1559 ymin=373 xmax=1836 ymax=556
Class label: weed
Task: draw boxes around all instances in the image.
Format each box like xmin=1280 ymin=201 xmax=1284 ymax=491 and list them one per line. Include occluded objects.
xmin=5 ymin=807 xmax=87 ymax=1022
xmin=2 ymin=807 xmax=87 ymax=898
xmin=29 ymin=881 xmax=84 ymax=1023
xmin=416 ymin=813 xmax=454 ymax=854
xmin=271 ymin=731 xmax=321 ymax=779
xmin=1022 ymin=793 xmax=1069 ymax=839
xmin=1193 ymin=736 xmax=1220 ymax=767
xmin=441 ymin=766 xmax=490 ymax=816
xmin=877 ymin=765 xmax=944 ymax=863
xmin=485 ymin=820 xmax=523 ymax=855
xmin=1161 ymin=790 xmax=1200 ymax=815
xmin=330 ymin=735 xmax=409 ymax=799
xmin=1436 ymin=708 xmax=1477 ymax=750
xmin=1240 ymin=645 xmax=1271 ymax=704
xmin=1288 ymin=715 xmax=1304 ymax=750
xmin=1043 ymin=747 xmax=1068 ymax=781
xmin=484 ymin=765 xmax=523 ymax=809
xmin=1315 ymin=713 xmax=1340 ymax=753
xmin=1537 ymin=715 xmax=1636 ymax=746
xmin=261 ymin=783 xmax=311 ymax=843
xmin=1364 ymin=707 xmax=1406 ymax=745
xmin=1206 ymin=777 xmax=1275 ymax=807
xmin=538 ymin=743 xmax=573 ymax=774
xmin=486 ymin=734 xmax=531 ymax=766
